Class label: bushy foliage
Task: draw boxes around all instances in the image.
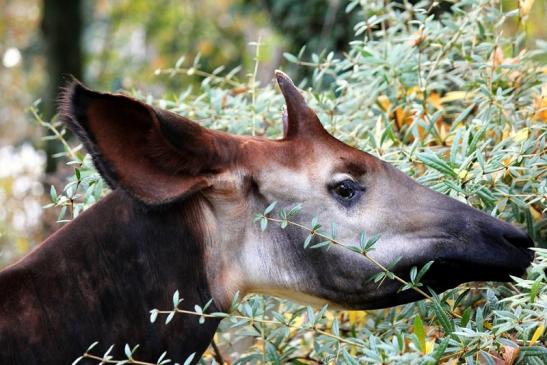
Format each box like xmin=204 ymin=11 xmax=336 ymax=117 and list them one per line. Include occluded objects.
xmin=44 ymin=0 xmax=546 ymax=364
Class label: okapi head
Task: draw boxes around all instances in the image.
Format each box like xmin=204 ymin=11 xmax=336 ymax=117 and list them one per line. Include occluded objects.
xmin=64 ymin=71 xmax=533 ymax=311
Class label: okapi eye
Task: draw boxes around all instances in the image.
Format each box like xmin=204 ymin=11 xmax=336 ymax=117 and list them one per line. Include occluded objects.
xmin=329 ymin=179 xmax=363 ymax=206
xmin=333 ymin=182 xmax=354 ymax=199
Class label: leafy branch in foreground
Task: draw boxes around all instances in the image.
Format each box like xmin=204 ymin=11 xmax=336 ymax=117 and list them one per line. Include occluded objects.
xmin=73 ymin=342 xmax=178 ymax=365
xmin=149 ymin=290 xmax=365 ymax=349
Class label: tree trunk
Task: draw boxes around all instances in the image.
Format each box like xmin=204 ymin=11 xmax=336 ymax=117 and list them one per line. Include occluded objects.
xmin=41 ymin=0 xmax=83 ymax=173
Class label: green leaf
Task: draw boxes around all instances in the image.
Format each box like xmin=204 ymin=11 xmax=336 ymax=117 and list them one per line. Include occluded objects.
xmin=410 ymin=266 xmax=418 ymax=283
xmin=306 ymin=306 xmax=315 ymax=325
xmin=165 ymin=312 xmax=175 ymax=325
xmin=476 ymin=307 xmax=484 ymax=332
xmin=283 ymin=52 xmax=299 ymax=63
xmin=454 ymin=103 xmax=475 ymax=124
xmin=311 ymin=216 xmax=320 ymax=230
xmin=260 ymin=217 xmax=268 ymax=231
xmin=50 ymin=185 xmax=58 ymax=203
xmin=149 ymin=309 xmax=158 ymax=323
xmin=303 ymin=234 xmax=313 ymax=248
xmin=229 ymin=291 xmax=240 ymax=312
xmin=530 ymin=277 xmax=542 ymax=303
xmin=71 ymin=356 xmax=84 ymax=365
xmin=460 ymin=307 xmax=472 ymax=327
xmin=175 ymin=55 xmax=185 ymax=69
xmin=172 ymin=290 xmax=180 ymax=307
xmin=518 ymin=346 xmax=547 ymax=361
xmin=310 ymin=240 xmax=331 ymax=249
xmin=202 ymin=298 xmax=213 ymax=311
xmin=156 ymin=351 xmax=168 ymax=364
xmin=287 ymin=203 xmax=302 ymax=218
xmin=182 ymin=352 xmax=196 ymax=365
xmin=424 ymin=337 xmax=450 ymax=365
xmin=479 ymin=351 xmax=496 ymax=365
xmin=264 ymin=201 xmax=277 ymax=215
xmin=332 ymin=318 xmax=340 ymax=336
xmin=413 ymin=314 xmax=426 ymax=353
xmin=340 ymin=348 xmax=359 ymax=365
xmin=431 ymin=296 xmax=454 ymax=333
xmin=124 ymin=344 xmax=132 ymax=358
xmin=416 ymin=152 xmax=457 ymax=177
xmin=416 ymin=261 xmax=434 ymax=283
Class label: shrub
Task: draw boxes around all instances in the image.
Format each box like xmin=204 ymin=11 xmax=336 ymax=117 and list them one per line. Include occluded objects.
xmin=44 ymin=0 xmax=546 ymax=363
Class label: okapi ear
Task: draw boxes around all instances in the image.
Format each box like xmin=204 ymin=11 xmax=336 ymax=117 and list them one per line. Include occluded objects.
xmin=275 ymin=70 xmax=326 ymax=139
xmin=59 ymin=80 xmax=238 ymax=205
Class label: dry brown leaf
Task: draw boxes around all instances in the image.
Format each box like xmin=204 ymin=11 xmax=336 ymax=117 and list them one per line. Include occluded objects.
xmin=501 ymin=345 xmax=520 ymax=365
xmin=492 ymin=46 xmax=504 ymax=68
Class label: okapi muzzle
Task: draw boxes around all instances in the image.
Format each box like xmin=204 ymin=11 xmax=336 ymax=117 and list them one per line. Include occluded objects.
xmin=0 ymin=71 xmax=534 ymax=364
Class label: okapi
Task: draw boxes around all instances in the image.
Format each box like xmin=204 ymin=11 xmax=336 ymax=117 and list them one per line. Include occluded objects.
xmin=0 ymin=71 xmax=533 ymax=364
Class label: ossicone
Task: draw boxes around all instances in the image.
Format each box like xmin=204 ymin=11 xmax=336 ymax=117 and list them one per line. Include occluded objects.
xmin=275 ymin=70 xmax=326 ymax=139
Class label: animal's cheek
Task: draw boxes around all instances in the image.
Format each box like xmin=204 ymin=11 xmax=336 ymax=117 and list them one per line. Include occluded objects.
xmin=259 ymin=181 xmax=315 ymax=204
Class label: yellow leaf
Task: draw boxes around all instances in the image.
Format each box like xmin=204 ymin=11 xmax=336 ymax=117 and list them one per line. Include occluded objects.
xmin=347 ymin=310 xmax=367 ymax=325
xmin=324 ymin=310 xmax=336 ymax=328
xmin=513 ymin=128 xmax=529 ymax=143
xmin=429 ymin=92 xmax=443 ymax=110
xmin=484 ymin=321 xmax=493 ymax=330
xmin=529 ymin=206 xmax=542 ymax=221
xmin=254 ymin=338 xmax=264 ymax=351
xmin=440 ymin=91 xmax=471 ymax=103
xmin=454 ymin=168 xmax=470 ymax=181
xmin=408 ymin=86 xmax=421 ymax=96
xmin=530 ymin=324 xmax=545 ymax=345
xmin=425 ymin=340 xmax=435 ymax=354
xmin=533 ymin=87 xmax=547 ymax=121
xmin=394 ymin=107 xmax=415 ymax=130
xmin=377 ymin=95 xmax=391 ymax=112
xmin=520 ymin=0 xmax=535 ymax=18
xmin=16 ymin=237 xmax=29 ymax=254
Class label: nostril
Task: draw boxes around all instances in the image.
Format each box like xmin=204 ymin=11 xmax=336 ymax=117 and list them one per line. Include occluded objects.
xmin=502 ymin=231 xmax=534 ymax=249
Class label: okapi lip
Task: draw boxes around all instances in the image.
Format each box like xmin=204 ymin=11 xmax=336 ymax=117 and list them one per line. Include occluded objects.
xmin=356 ymin=258 xmax=530 ymax=310
xmin=424 ymin=259 xmax=527 ymax=284
xmin=392 ymin=256 xmax=531 ymax=293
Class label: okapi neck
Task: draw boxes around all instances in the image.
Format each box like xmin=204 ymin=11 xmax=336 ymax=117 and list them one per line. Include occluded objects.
xmin=0 ymin=189 xmax=220 ymax=364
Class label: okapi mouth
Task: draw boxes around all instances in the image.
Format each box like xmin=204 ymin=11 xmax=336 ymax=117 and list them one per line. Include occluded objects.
xmin=418 ymin=257 xmax=530 ymax=287
xmin=358 ymin=249 xmax=533 ymax=310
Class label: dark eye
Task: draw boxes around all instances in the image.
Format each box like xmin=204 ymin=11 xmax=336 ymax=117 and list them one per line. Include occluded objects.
xmin=329 ymin=179 xmax=363 ymax=206
xmin=333 ymin=181 xmax=355 ymax=200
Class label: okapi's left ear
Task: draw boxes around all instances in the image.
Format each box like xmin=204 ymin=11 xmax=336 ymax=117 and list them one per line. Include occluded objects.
xmin=60 ymin=81 xmax=239 ymax=205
